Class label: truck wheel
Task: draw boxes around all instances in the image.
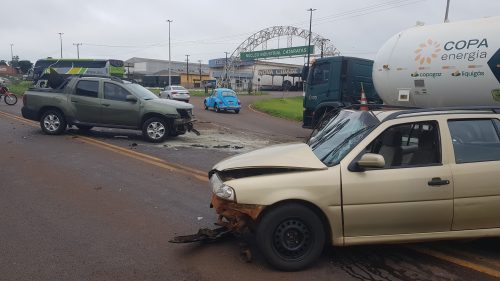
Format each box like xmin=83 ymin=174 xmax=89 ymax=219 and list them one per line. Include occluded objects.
xmin=256 ymin=203 xmax=325 ymax=271
xmin=142 ymin=117 xmax=169 ymax=143
xmin=234 ymin=109 xmax=240 ymax=114
xmin=75 ymin=125 xmax=93 ymax=131
xmin=40 ymin=110 xmax=67 ymax=135
xmin=215 ymin=104 xmax=220 ymax=113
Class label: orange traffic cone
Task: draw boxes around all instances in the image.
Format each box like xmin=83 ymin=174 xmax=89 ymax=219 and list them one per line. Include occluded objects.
xmin=360 ymin=84 xmax=368 ymax=111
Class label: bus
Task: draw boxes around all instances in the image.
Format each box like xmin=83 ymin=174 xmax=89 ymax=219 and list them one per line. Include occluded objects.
xmin=31 ymin=58 xmax=125 ymax=87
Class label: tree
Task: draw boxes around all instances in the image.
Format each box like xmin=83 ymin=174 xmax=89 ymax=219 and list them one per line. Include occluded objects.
xmin=18 ymin=60 xmax=33 ymax=74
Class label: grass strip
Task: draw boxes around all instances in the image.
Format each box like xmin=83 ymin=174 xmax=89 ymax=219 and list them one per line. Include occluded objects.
xmin=252 ymin=96 xmax=303 ymax=121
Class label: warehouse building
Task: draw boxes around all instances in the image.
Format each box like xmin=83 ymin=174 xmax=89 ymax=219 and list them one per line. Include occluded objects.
xmin=125 ymin=57 xmax=304 ymax=91
xmin=125 ymin=57 xmax=211 ymax=88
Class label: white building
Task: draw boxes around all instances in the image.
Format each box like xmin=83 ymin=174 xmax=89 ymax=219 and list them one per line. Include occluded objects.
xmin=208 ymin=58 xmax=304 ymax=91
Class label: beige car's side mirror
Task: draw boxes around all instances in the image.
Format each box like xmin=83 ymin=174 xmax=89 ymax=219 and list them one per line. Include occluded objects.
xmin=357 ymin=153 xmax=385 ymax=169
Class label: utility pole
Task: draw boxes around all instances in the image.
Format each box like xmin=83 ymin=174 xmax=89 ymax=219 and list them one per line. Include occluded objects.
xmin=58 ymin=32 xmax=64 ymax=58
xmin=198 ymin=60 xmax=202 ymax=88
xmin=306 ymin=8 xmax=316 ymax=70
xmin=320 ymin=39 xmax=329 ymax=58
xmin=444 ymin=0 xmax=451 ymax=23
xmin=224 ymin=51 xmax=230 ymax=88
xmin=73 ymin=43 xmax=82 ymax=59
xmin=185 ymin=54 xmax=190 ymax=88
xmin=166 ymin=19 xmax=173 ymax=86
xmin=9 ymin=44 xmax=14 ymax=62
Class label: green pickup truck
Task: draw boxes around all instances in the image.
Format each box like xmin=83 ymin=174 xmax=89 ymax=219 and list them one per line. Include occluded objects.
xmin=21 ymin=76 xmax=195 ymax=142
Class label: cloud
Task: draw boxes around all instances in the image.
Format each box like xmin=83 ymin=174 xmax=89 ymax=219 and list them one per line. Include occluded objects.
xmin=0 ymin=0 xmax=498 ymax=63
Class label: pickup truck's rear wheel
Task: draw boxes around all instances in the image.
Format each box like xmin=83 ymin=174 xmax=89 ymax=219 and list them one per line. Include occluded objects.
xmin=256 ymin=203 xmax=325 ymax=271
xmin=142 ymin=117 xmax=169 ymax=143
xmin=40 ymin=110 xmax=67 ymax=135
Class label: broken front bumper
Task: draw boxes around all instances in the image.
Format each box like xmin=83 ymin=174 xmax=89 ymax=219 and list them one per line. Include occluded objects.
xmin=169 ymin=196 xmax=266 ymax=244
xmin=210 ymin=194 xmax=265 ymax=233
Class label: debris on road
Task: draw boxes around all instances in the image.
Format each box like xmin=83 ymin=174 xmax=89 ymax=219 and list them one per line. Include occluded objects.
xmin=169 ymin=227 xmax=232 ymax=243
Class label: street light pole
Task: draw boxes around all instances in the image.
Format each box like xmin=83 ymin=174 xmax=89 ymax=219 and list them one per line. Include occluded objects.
xmin=198 ymin=60 xmax=202 ymax=87
xmin=58 ymin=32 xmax=64 ymax=58
xmin=73 ymin=43 xmax=82 ymax=58
xmin=185 ymin=54 xmax=190 ymax=88
xmin=10 ymin=44 xmax=14 ymax=62
xmin=167 ymin=20 xmax=173 ymax=86
xmin=306 ymin=8 xmax=316 ymax=70
xmin=224 ymin=51 xmax=230 ymax=88
xmin=444 ymin=0 xmax=451 ymax=23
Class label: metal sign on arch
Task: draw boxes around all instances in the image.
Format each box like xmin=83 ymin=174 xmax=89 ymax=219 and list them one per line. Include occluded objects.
xmin=222 ymin=25 xmax=340 ymax=85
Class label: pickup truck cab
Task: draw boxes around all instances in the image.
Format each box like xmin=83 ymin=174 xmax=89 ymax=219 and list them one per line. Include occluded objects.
xmin=208 ymin=106 xmax=500 ymax=271
xmin=22 ymin=76 xmax=194 ymax=142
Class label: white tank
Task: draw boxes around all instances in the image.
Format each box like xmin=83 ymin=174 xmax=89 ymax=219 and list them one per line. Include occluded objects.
xmin=373 ymin=17 xmax=500 ymax=107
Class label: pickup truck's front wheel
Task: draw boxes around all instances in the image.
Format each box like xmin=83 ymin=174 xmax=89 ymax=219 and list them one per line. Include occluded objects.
xmin=142 ymin=117 xmax=169 ymax=143
xmin=40 ymin=110 xmax=67 ymax=135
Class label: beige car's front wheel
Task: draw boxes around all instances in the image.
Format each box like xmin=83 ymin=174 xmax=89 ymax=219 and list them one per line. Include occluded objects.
xmin=256 ymin=203 xmax=325 ymax=271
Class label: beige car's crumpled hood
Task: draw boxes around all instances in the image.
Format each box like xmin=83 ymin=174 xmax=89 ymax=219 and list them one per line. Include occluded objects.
xmin=213 ymin=143 xmax=327 ymax=171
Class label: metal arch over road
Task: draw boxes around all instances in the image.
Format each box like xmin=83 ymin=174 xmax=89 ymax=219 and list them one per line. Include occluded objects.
xmin=222 ymin=25 xmax=341 ymax=85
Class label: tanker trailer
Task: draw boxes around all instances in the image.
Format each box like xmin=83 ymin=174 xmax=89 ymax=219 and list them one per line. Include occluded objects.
xmin=373 ymin=16 xmax=500 ymax=107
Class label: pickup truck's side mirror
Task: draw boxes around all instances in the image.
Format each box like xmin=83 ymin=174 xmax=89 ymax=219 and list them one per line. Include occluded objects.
xmin=357 ymin=153 xmax=385 ymax=169
xmin=126 ymin=95 xmax=138 ymax=103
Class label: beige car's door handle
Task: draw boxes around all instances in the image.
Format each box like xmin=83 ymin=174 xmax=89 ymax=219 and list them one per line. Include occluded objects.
xmin=428 ymin=177 xmax=450 ymax=186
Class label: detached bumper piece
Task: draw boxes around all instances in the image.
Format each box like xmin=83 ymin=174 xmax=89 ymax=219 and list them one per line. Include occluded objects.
xmin=186 ymin=122 xmax=200 ymax=136
xmin=169 ymin=227 xmax=232 ymax=243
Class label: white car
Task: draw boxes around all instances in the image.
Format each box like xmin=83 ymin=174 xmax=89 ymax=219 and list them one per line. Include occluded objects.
xmin=159 ymin=85 xmax=190 ymax=102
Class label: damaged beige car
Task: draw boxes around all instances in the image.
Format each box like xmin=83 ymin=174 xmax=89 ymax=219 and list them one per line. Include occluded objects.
xmin=173 ymin=107 xmax=500 ymax=271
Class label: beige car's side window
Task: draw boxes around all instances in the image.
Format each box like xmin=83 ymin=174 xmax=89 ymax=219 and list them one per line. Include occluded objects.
xmin=448 ymin=119 xmax=500 ymax=164
xmin=364 ymin=121 xmax=441 ymax=168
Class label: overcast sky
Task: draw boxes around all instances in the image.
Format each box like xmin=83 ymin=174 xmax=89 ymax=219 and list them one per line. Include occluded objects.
xmin=1 ymin=0 xmax=499 ymax=64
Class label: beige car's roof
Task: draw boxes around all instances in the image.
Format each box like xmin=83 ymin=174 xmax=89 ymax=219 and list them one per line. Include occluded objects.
xmin=371 ymin=110 xmax=402 ymax=122
xmin=370 ymin=109 xmax=498 ymax=122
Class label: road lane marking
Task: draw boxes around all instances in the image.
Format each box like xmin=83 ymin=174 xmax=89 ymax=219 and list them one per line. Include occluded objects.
xmin=0 ymin=110 xmax=38 ymax=127
xmin=73 ymin=136 xmax=208 ymax=182
xmin=0 ymin=110 xmax=209 ymax=183
xmin=408 ymin=245 xmax=500 ymax=278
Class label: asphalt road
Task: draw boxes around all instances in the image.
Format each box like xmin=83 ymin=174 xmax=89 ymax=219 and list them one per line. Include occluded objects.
xmin=0 ymin=100 xmax=499 ymax=281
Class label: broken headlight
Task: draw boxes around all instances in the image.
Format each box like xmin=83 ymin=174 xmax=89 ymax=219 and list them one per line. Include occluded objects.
xmin=210 ymin=173 xmax=235 ymax=201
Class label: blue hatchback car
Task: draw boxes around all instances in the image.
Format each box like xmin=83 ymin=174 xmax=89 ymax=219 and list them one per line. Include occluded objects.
xmin=204 ymin=88 xmax=241 ymax=114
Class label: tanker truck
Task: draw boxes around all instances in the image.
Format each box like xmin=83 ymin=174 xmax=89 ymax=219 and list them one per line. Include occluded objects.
xmin=303 ymin=16 xmax=500 ymax=128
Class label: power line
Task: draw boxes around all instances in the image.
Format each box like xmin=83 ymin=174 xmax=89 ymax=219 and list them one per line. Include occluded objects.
xmin=76 ymin=0 xmax=426 ymax=57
